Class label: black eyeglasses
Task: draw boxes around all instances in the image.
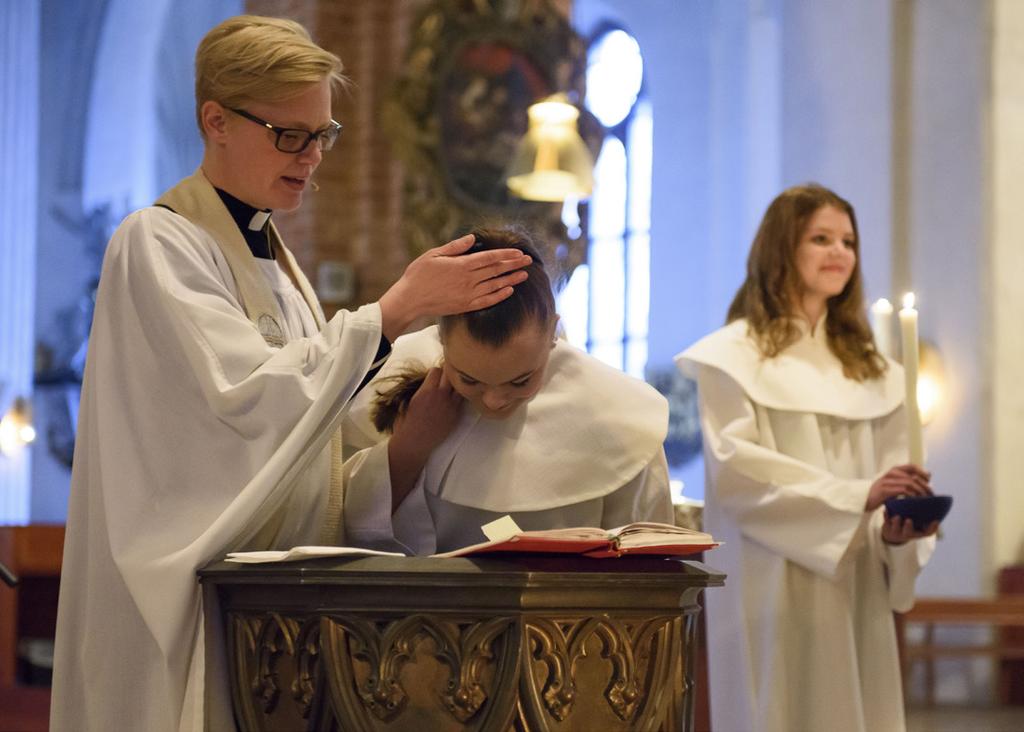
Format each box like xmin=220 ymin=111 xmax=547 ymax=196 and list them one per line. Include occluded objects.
xmin=230 ymin=108 xmax=342 ymax=153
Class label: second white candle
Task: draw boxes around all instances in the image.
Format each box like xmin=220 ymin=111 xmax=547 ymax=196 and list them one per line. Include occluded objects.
xmin=899 ymin=293 xmax=924 ymax=466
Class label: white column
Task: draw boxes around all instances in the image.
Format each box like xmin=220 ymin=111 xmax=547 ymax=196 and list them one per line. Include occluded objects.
xmin=0 ymin=2 xmax=41 ymax=523
xmin=780 ymin=0 xmax=893 ymax=301
xmin=907 ymin=0 xmax=988 ymax=600
xmin=991 ymin=0 xmax=1024 ymax=576
xmin=744 ymin=0 xmax=782 ymax=236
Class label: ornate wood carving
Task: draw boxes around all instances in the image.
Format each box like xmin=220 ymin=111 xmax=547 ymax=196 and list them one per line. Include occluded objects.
xmin=518 ymin=615 xmax=684 ymax=730
xmin=383 ymin=0 xmax=593 ymax=287
xmin=523 ymin=618 xmax=574 ymax=721
xmin=319 ymin=613 xmax=515 ymax=726
xmin=229 ymin=610 xmax=694 ymax=730
xmin=292 ymin=618 xmax=321 ymax=719
xmin=255 ymin=613 xmax=299 ymax=713
xmin=229 ymin=613 xmax=263 ymax=731
xmin=207 ymin=555 xmax=723 ymax=731
xmin=444 ymin=615 xmax=514 ymax=720
xmin=228 ymin=613 xmax=323 ymax=729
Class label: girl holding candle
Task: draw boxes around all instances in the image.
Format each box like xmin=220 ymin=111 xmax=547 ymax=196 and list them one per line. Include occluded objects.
xmin=676 ymin=184 xmax=939 ymax=732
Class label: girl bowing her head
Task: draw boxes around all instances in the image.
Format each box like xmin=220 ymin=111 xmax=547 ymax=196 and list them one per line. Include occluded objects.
xmin=343 ymin=226 xmax=674 ymax=556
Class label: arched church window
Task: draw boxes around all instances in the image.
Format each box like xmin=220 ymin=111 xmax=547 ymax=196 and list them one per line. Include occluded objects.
xmin=557 ymin=26 xmax=651 ymax=379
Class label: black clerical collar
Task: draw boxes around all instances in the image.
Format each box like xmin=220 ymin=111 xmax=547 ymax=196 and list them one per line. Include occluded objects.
xmin=214 ymin=187 xmax=274 ymax=259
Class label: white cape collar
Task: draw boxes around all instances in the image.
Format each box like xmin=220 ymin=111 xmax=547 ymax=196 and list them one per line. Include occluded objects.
xmin=676 ymin=318 xmax=904 ymax=419
xmin=385 ymin=327 xmax=669 ymax=512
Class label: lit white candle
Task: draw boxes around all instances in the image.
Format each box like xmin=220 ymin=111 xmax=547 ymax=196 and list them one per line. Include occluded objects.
xmin=870 ymin=298 xmax=894 ymax=358
xmin=899 ymin=292 xmax=924 ymax=465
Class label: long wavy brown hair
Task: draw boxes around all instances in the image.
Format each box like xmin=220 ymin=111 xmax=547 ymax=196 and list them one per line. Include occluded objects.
xmin=726 ymin=183 xmax=886 ymax=381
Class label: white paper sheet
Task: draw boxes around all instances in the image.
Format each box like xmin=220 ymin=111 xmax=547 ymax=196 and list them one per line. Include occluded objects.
xmin=225 ymin=545 xmax=405 ymax=563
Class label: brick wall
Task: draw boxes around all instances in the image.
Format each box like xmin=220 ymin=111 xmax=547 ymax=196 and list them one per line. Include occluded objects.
xmin=247 ymin=0 xmax=421 ymax=316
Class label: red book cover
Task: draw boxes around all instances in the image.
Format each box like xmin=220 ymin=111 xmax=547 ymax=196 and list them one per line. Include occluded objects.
xmin=434 ymin=522 xmax=719 ymax=559
xmin=583 ymin=542 xmax=718 ymax=559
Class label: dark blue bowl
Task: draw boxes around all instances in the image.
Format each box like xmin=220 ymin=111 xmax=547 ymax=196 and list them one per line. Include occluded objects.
xmin=884 ymin=495 xmax=953 ymax=531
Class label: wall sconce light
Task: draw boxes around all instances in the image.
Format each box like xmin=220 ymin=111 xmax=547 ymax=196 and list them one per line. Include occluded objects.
xmin=0 ymin=396 xmax=36 ymax=456
xmin=917 ymin=340 xmax=945 ymax=426
xmin=506 ymin=94 xmax=594 ymax=202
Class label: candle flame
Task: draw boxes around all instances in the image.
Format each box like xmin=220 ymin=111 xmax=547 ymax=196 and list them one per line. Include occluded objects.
xmin=872 ymin=298 xmax=893 ymax=314
xmin=902 ymin=292 xmax=916 ymax=309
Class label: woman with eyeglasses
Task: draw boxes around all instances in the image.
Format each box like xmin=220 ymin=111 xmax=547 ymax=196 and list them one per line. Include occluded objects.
xmin=51 ymin=15 xmax=531 ymax=732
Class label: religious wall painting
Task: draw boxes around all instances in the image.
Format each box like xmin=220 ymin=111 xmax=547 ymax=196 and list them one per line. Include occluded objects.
xmin=385 ymin=0 xmax=596 ymax=288
xmin=438 ymin=42 xmax=551 ymax=209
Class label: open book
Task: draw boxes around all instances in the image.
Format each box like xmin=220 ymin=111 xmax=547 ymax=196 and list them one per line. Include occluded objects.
xmin=432 ymin=521 xmax=719 ymax=559
xmin=223 ymin=520 xmax=718 ymax=563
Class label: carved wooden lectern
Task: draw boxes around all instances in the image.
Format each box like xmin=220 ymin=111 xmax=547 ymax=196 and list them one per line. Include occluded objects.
xmin=199 ymin=555 xmax=723 ymax=732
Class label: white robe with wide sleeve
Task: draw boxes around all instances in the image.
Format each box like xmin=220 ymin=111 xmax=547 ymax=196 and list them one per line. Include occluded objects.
xmin=676 ymin=318 xmax=935 ymax=732
xmin=51 ymin=173 xmax=382 ymax=732
xmin=342 ymin=326 xmax=673 ymax=555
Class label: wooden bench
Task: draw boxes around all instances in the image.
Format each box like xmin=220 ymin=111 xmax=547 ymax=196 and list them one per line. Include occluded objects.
xmin=0 ymin=524 xmax=64 ymax=732
xmin=896 ymin=597 xmax=1024 ymax=705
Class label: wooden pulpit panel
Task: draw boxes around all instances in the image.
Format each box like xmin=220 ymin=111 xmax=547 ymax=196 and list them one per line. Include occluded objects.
xmin=201 ymin=555 xmax=724 ymax=732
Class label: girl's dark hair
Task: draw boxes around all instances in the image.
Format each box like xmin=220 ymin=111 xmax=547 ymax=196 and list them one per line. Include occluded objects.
xmin=370 ymin=364 xmax=428 ymax=434
xmin=370 ymin=225 xmax=554 ymax=433
xmin=726 ymin=183 xmax=886 ymax=381
xmin=438 ymin=226 xmax=555 ymax=347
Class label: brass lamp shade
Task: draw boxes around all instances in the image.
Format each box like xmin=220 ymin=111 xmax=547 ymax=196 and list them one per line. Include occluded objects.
xmin=506 ymin=98 xmax=594 ymax=202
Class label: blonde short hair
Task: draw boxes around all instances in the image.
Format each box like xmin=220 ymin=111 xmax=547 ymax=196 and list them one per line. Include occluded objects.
xmin=194 ymin=15 xmax=347 ymax=136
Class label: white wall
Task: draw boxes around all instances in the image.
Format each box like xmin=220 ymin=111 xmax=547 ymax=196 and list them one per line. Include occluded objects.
xmin=82 ymin=0 xmax=172 ymax=211
xmin=907 ymin=0 xmax=989 ymax=599
xmin=32 ymin=0 xmax=112 ymax=524
xmin=0 ymin=2 xmax=40 ymax=524
xmin=83 ymin=0 xmax=237 ymax=210
xmin=31 ymin=0 xmax=240 ymax=522
xmin=779 ymin=0 xmax=894 ymax=301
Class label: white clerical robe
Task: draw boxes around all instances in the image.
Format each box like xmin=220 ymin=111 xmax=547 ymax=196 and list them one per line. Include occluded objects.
xmin=51 ymin=170 xmax=382 ymax=732
xmin=676 ymin=317 xmax=935 ymax=732
xmin=342 ymin=326 xmax=673 ymax=555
